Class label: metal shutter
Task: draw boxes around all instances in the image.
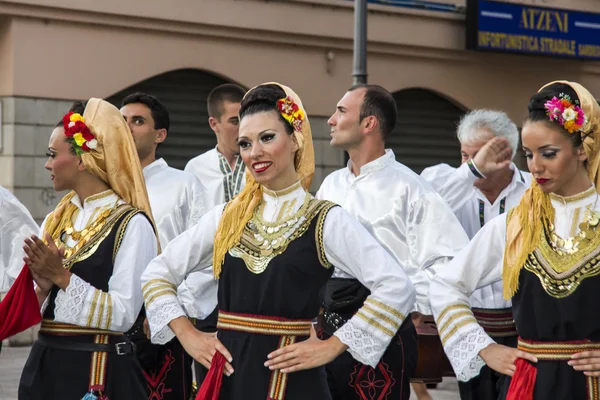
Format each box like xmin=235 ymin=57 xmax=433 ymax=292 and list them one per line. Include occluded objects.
xmin=106 ymin=69 xmax=237 ymax=170
xmin=388 ymin=89 xmax=466 ymax=173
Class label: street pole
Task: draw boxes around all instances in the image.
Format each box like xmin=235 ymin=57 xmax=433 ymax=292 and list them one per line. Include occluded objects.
xmin=352 ymin=0 xmax=368 ymax=85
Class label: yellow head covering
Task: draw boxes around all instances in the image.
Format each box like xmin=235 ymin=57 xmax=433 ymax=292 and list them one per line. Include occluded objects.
xmin=44 ymin=98 xmax=159 ymax=248
xmin=212 ymin=83 xmax=314 ymax=278
xmin=503 ymin=81 xmax=600 ymax=299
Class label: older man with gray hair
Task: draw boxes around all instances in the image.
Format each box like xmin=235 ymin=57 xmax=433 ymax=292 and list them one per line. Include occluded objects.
xmin=421 ymin=109 xmax=531 ymax=400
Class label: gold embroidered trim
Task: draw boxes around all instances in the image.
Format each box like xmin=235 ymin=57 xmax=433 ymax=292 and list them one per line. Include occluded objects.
xmin=361 ymin=304 xmax=401 ymax=332
xmin=229 ymin=199 xmax=335 ymax=274
xmin=106 ymin=295 xmax=113 ymax=330
xmin=262 ymin=181 xmax=302 ymax=198
xmin=62 ymin=205 xmax=134 ymax=270
xmin=143 ymin=284 xmax=176 ymax=299
xmin=87 ymin=290 xmax=102 ymax=327
xmin=112 ymin=209 xmax=143 ymax=264
xmin=83 ymin=189 xmax=116 ymax=204
xmin=365 ymin=298 xmax=407 ymax=321
xmin=524 ymin=248 xmax=600 ymax=298
xmin=315 ymin=202 xmax=337 ymax=269
xmin=517 ymin=339 xmax=600 ymax=359
xmin=96 ymin=292 xmax=107 ymax=329
xmin=436 ymin=303 xmax=471 ymax=324
xmin=571 ymin=207 xmax=582 ymax=237
xmin=440 ymin=316 xmax=478 ymax=346
xmin=549 ymin=186 xmax=596 ymax=204
xmin=142 ymin=278 xmax=177 ymax=294
xmin=438 ymin=310 xmax=475 ymax=339
xmin=355 ymin=310 xmax=396 ymax=337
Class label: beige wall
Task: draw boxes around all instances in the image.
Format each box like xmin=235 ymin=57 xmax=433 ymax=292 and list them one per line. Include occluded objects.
xmin=0 ymin=0 xmax=597 ymax=125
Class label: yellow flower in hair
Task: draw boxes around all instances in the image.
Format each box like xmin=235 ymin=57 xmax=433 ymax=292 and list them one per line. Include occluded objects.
xmin=70 ymin=113 xmax=85 ymax=123
xmin=73 ymin=132 xmax=86 ymax=147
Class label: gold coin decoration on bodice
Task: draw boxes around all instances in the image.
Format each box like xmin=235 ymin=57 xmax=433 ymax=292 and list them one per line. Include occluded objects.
xmin=547 ymin=209 xmax=600 ymax=256
xmin=250 ymin=193 xmax=310 ymax=259
xmin=59 ymin=201 xmax=120 ymax=259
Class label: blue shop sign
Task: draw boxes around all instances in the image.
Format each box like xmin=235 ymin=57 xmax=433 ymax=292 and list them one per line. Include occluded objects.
xmin=466 ymin=0 xmax=600 ymax=60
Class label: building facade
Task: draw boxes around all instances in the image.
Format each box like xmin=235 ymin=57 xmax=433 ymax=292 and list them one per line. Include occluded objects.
xmin=0 ymin=0 xmax=598 ymax=222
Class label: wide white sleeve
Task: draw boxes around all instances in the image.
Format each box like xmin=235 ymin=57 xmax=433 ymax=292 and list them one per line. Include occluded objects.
xmin=0 ymin=195 xmax=39 ymax=289
xmin=405 ymin=192 xmax=470 ymax=315
xmin=53 ymin=214 xmax=158 ymax=332
xmin=142 ymin=204 xmax=224 ymax=344
xmin=429 ymin=212 xmax=507 ymax=382
xmin=420 ymin=163 xmax=480 ymax=214
xmin=322 ymin=206 xmax=416 ymax=368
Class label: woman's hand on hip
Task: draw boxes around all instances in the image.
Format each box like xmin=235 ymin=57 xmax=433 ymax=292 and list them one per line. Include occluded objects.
xmin=265 ymin=325 xmax=348 ymax=373
xmin=479 ymin=343 xmax=538 ymax=376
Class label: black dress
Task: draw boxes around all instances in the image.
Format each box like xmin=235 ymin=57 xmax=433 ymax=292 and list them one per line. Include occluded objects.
xmin=500 ymin=237 xmax=600 ymax=400
xmin=19 ymin=206 xmax=149 ymax=400
xmin=213 ymin=199 xmax=336 ymax=400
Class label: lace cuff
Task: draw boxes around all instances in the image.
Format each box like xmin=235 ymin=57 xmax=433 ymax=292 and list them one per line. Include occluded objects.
xmin=334 ymin=319 xmax=386 ymax=368
xmin=54 ymin=274 xmax=94 ymax=326
xmin=147 ymin=300 xmax=187 ymax=345
xmin=446 ymin=325 xmax=495 ymax=381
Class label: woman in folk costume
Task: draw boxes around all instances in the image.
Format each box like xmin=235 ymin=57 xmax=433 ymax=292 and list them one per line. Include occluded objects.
xmin=18 ymin=99 xmax=159 ymax=400
xmin=429 ymin=80 xmax=600 ymax=400
xmin=141 ymin=83 xmax=416 ymax=399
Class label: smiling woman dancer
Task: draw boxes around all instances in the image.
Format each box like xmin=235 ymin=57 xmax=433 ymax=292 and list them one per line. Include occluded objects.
xmin=18 ymin=99 xmax=159 ymax=400
xmin=141 ymin=82 xmax=416 ymax=399
xmin=429 ymin=80 xmax=600 ymax=400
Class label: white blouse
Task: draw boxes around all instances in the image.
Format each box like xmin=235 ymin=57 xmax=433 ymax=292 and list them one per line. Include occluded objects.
xmin=142 ymin=182 xmax=416 ymax=368
xmin=0 ymin=186 xmax=39 ymax=291
xmin=429 ymin=186 xmax=600 ymax=381
xmin=143 ymin=158 xmax=215 ymax=319
xmin=41 ymin=190 xmax=158 ymax=332
xmin=421 ymin=162 xmax=531 ymax=309
xmin=317 ymin=150 xmax=470 ymax=315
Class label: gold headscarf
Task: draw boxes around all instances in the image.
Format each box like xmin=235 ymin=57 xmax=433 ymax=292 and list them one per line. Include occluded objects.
xmin=503 ymin=81 xmax=600 ymax=299
xmin=212 ymin=83 xmax=314 ymax=278
xmin=44 ymin=98 xmax=159 ymax=248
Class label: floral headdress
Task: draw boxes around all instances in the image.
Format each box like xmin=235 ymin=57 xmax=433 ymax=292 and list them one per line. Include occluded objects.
xmin=62 ymin=111 xmax=98 ymax=155
xmin=544 ymin=93 xmax=587 ymax=134
xmin=277 ymin=96 xmax=305 ymax=132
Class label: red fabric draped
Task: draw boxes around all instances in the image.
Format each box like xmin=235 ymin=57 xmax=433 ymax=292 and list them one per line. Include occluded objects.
xmin=195 ymin=351 xmax=227 ymax=400
xmin=0 ymin=266 xmax=42 ymax=341
xmin=506 ymin=358 xmax=537 ymax=400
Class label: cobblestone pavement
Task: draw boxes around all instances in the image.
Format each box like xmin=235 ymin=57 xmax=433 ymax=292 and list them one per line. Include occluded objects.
xmin=0 ymin=344 xmax=460 ymax=400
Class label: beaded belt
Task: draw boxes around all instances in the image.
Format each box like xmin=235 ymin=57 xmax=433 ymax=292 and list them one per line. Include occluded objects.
xmin=197 ymin=311 xmax=312 ymax=400
xmin=472 ymin=307 xmax=518 ymax=337
xmin=507 ymin=338 xmax=600 ymax=400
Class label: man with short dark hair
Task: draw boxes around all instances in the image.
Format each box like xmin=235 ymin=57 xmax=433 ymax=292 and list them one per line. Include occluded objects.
xmin=185 ymin=83 xmax=247 ymax=207
xmin=120 ymin=92 xmax=211 ymax=400
xmin=316 ymin=84 xmax=469 ymax=399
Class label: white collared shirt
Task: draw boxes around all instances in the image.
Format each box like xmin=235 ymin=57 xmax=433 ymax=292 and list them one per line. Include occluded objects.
xmin=0 ymin=186 xmax=38 ymax=291
xmin=142 ymin=181 xmax=416 ymax=367
xmin=316 ymin=149 xmax=470 ymax=315
xmin=184 ymin=147 xmax=246 ymax=208
xmin=421 ymin=162 xmax=532 ymax=308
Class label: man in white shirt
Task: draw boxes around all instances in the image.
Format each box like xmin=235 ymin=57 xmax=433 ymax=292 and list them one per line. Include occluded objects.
xmin=185 ymin=84 xmax=247 ymax=207
xmin=0 ymin=186 xmax=38 ymax=353
xmin=421 ymin=109 xmax=531 ymax=400
xmin=316 ymin=84 xmax=470 ymax=400
xmin=120 ymin=93 xmax=211 ymax=400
